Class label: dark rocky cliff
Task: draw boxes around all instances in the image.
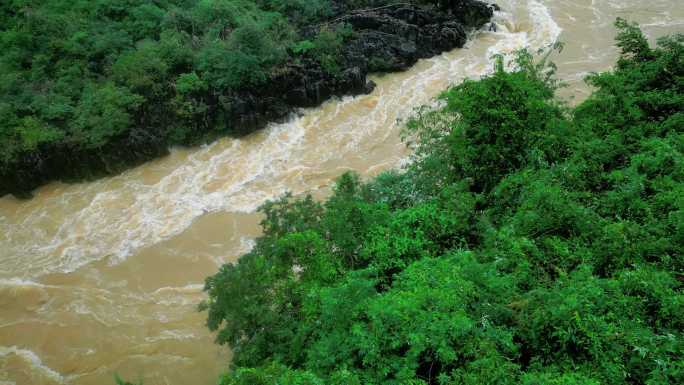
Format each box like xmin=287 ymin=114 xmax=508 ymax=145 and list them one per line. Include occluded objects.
xmin=1 ymin=1 xmax=495 ymax=198
xmin=224 ymin=1 xmax=495 ymax=133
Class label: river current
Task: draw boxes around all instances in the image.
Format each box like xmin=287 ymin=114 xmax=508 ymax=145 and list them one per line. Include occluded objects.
xmin=1 ymin=1 xmax=682 ymax=384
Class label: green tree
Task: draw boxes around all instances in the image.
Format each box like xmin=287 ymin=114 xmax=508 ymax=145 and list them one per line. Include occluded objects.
xmin=71 ymin=83 xmax=144 ymax=148
xmin=203 ymin=21 xmax=683 ymax=385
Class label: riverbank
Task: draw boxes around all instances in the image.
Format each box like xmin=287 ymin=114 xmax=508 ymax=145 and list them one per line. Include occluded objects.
xmin=5 ymin=2 xmax=682 ymax=384
xmin=0 ymin=0 xmax=494 ymax=198
xmin=205 ymin=20 xmax=684 ymax=384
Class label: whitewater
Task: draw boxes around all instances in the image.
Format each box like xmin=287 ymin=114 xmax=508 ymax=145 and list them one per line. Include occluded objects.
xmin=1 ymin=1 xmax=681 ymax=384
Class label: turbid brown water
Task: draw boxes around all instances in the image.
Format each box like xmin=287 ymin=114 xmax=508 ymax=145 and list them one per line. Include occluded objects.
xmin=1 ymin=1 xmax=682 ymax=384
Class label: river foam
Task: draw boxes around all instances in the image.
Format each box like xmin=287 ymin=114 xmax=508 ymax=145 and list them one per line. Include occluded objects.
xmin=0 ymin=346 xmax=65 ymax=385
xmin=0 ymin=0 xmax=562 ymax=280
xmin=3 ymin=1 xmax=683 ymax=384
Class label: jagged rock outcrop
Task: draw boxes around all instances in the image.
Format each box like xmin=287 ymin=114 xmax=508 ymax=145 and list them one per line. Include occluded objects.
xmin=221 ymin=0 xmax=495 ymax=134
xmin=1 ymin=1 xmax=495 ymax=198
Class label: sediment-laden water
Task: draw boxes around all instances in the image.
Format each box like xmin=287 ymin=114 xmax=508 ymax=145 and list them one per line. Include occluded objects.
xmin=1 ymin=1 xmax=682 ymax=384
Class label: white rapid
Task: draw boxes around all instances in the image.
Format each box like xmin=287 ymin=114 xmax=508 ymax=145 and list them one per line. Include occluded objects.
xmin=0 ymin=1 xmax=681 ymax=384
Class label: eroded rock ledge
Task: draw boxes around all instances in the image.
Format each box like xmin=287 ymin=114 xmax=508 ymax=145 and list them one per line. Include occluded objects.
xmin=227 ymin=1 xmax=495 ymax=133
xmin=2 ymin=1 xmax=495 ymax=198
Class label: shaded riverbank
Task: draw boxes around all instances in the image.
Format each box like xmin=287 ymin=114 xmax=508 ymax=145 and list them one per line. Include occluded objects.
xmin=0 ymin=0 xmax=494 ymax=198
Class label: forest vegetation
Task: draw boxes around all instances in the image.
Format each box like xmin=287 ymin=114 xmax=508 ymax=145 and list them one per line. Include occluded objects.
xmin=198 ymin=20 xmax=684 ymax=385
xmin=0 ymin=0 xmax=492 ymax=197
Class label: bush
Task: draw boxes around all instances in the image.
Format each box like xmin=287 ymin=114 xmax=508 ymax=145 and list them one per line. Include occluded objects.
xmin=203 ymin=21 xmax=683 ymax=385
xmin=0 ymin=0 xmax=351 ymax=195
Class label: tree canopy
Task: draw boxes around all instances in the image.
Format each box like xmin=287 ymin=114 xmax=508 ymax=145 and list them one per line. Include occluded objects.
xmin=4 ymin=0 xmax=465 ymax=196
xmin=201 ymin=20 xmax=684 ymax=385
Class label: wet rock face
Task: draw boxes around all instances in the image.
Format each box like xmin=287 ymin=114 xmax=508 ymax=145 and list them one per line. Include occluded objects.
xmin=223 ymin=1 xmax=494 ymax=134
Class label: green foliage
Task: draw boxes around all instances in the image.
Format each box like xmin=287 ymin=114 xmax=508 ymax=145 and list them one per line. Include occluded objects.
xmin=0 ymin=0 xmax=367 ymax=193
xmin=72 ymin=83 xmax=144 ymax=148
xmin=407 ymin=48 xmax=570 ymax=193
xmin=176 ymin=72 xmax=208 ymax=95
xmin=291 ymin=24 xmax=354 ymax=75
xmin=368 ymin=56 xmax=394 ymax=72
xmin=204 ymin=21 xmax=683 ymax=385
xmin=114 ymin=374 xmax=142 ymax=385
xmin=0 ymin=116 xmax=64 ymax=160
xmin=197 ymin=41 xmax=268 ymax=90
xmin=291 ymin=40 xmax=317 ymax=55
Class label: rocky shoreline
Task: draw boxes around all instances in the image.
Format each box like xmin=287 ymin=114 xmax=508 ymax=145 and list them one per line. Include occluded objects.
xmin=1 ymin=1 xmax=495 ymax=198
xmin=224 ymin=1 xmax=495 ymax=133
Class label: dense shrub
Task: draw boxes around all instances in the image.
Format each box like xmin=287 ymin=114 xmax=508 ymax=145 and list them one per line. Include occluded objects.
xmin=202 ymin=20 xmax=683 ymax=385
xmin=0 ymin=0 xmax=397 ymax=196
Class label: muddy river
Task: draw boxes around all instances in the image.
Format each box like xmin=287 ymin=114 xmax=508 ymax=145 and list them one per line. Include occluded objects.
xmin=1 ymin=1 xmax=682 ymax=384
